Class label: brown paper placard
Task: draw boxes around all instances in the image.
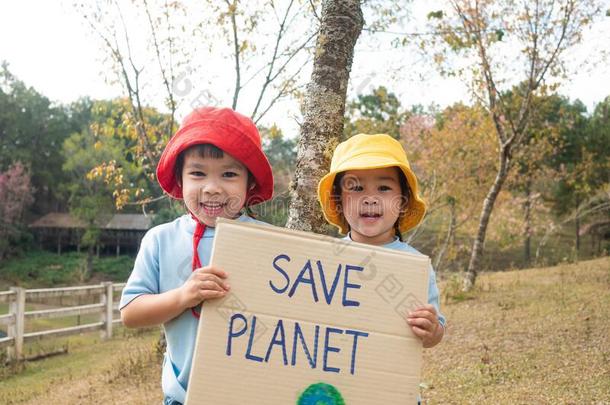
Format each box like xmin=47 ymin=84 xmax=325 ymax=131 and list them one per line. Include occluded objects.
xmin=186 ymin=218 xmax=429 ymax=404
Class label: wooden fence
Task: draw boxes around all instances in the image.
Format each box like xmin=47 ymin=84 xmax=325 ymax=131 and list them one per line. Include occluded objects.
xmin=0 ymin=282 xmax=125 ymax=361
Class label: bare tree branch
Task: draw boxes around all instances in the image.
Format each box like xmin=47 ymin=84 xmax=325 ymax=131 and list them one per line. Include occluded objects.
xmin=251 ymin=0 xmax=295 ymax=119
xmin=254 ymin=57 xmax=311 ymax=124
xmin=143 ymin=0 xmax=177 ymax=137
xmin=225 ymin=0 xmax=242 ymax=109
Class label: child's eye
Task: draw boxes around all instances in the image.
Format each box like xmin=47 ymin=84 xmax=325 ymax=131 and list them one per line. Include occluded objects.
xmin=190 ymin=171 xmax=205 ymax=177
xmin=379 ymin=185 xmax=392 ymax=191
xmin=347 ymin=185 xmax=363 ymax=192
xmin=223 ymin=171 xmax=238 ymax=178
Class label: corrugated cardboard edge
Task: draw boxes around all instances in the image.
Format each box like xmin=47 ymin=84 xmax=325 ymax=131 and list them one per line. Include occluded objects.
xmin=212 ymin=217 xmax=431 ymax=264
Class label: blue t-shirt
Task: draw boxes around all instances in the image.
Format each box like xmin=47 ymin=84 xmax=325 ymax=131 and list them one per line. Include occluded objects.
xmin=344 ymin=234 xmax=446 ymax=328
xmin=120 ymin=213 xmax=266 ymax=403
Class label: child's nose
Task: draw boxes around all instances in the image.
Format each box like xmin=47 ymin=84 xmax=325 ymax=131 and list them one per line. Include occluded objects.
xmin=363 ymin=196 xmax=378 ymax=205
xmin=199 ymin=180 xmax=222 ymax=195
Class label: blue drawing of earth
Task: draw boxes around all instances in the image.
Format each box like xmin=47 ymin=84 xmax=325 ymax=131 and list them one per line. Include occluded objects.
xmin=298 ymin=382 xmax=345 ymax=405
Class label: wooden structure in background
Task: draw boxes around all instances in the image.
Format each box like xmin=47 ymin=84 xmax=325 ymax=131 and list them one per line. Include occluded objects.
xmin=29 ymin=213 xmax=153 ymax=256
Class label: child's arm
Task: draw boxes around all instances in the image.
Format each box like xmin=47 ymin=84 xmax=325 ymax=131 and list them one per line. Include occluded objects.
xmin=407 ymin=304 xmax=444 ymax=348
xmin=121 ymin=266 xmax=230 ymax=328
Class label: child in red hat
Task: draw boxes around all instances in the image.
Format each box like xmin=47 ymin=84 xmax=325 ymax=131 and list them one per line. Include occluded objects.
xmin=119 ymin=107 xmax=274 ymax=405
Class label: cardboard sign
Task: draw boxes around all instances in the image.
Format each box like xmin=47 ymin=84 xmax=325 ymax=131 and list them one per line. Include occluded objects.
xmin=185 ymin=218 xmax=430 ymax=404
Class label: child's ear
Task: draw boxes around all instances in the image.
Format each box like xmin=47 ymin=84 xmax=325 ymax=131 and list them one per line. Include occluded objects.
xmin=401 ymin=195 xmax=409 ymax=211
xmin=332 ymin=199 xmax=342 ymax=213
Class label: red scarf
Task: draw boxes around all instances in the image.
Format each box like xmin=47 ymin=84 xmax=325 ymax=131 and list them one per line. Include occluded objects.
xmin=190 ymin=216 xmax=206 ymax=318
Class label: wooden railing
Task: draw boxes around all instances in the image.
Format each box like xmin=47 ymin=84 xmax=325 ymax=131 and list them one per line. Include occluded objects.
xmin=0 ymin=282 xmax=125 ymax=361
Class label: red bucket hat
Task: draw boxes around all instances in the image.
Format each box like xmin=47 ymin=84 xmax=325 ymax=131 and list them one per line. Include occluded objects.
xmin=156 ymin=106 xmax=274 ymax=205
xmin=157 ymin=107 xmax=274 ymax=319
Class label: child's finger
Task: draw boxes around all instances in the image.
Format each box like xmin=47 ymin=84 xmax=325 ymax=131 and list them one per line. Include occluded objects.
xmin=408 ymin=308 xmax=437 ymax=321
xmin=407 ymin=312 xmax=435 ymax=325
xmin=193 ymin=273 xmax=230 ymax=290
xmin=410 ymin=325 xmax=430 ymax=339
xmin=199 ymin=289 xmax=227 ymax=301
xmin=407 ymin=317 xmax=434 ymax=331
xmin=196 ymin=266 xmax=228 ymax=278
xmin=199 ymin=280 xmax=228 ymax=292
xmin=409 ymin=304 xmax=436 ymax=316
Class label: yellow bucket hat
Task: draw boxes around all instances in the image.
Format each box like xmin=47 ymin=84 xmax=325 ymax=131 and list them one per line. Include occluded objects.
xmin=317 ymin=133 xmax=426 ymax=235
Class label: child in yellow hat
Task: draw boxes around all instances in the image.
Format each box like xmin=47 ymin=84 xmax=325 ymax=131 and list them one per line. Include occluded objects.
xmin=318 ymin=133 xmax=445 ymax=348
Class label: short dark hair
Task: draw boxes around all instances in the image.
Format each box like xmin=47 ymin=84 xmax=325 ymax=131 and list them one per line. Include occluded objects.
xmin=174 ymin=144 xmax=225 ymax=184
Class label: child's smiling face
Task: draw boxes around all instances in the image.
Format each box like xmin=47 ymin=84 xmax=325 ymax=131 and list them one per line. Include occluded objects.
xmin=181 ymin=148 xmax=250 ymax=227
xmin=339 ymin=167 xmax=406 ymax=245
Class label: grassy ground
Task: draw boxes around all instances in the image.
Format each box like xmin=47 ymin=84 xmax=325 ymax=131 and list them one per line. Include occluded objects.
xmin=0 ymin=250 xmax=134 ymax=289
xmin=0 ymin=328 xmax=163 ymax=404
xmin=421 ymin=256 xmax=610 ymax=404
xmin=0 ymin=257 xmax=608 ymax=404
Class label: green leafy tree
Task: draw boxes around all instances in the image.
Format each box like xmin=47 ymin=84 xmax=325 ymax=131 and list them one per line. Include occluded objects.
xmin=255 ymin=125 xmax=296 ymax=226
xmin=0 ymin=62 xmax=74 ymax=214
xmin=345 ymin=86 xmax=409 ymax=139
xmin=62 ymin=131 xmax=113 ymax=278
xmin=547 ymin=96 xmax=610 ymax=252
xmin=62 ymin=99 xmax=161 ymax=276
xmin=85 ymin=99 xmax=168 ymax=209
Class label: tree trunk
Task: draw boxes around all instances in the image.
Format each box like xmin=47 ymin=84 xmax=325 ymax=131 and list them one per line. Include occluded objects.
xmin=523 ymin=177 xmax=532 ymax=266
xmin=285 ymin=0 xmax=364 ymax=232
xmin=86 ymin=246 xmax=94 ymax=280
xmin=463 ymin=147 xmax=511 ymax=291
xmin=575 ymin=194 xmax=581 ymax=255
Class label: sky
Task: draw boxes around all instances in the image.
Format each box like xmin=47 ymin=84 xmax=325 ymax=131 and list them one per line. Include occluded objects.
xmin=1 ymin=0 xmax=609 ymax=137
xmin=0 ymin=2 xmax=121 ymax=102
